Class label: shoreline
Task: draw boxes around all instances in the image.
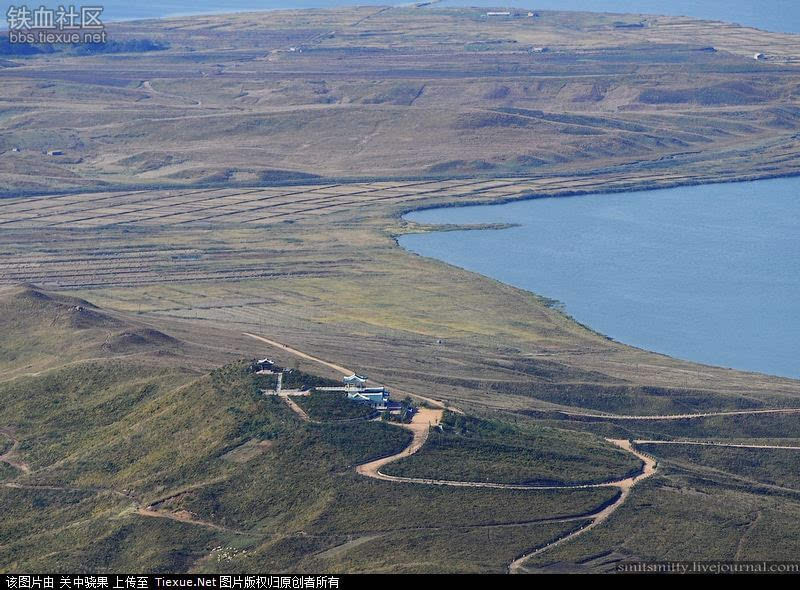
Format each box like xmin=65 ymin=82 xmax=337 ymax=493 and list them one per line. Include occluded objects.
xmin=4 ymin=165 xmax=800 ymax=201
xmin=395 ymin=175 xmax=800 ymax=383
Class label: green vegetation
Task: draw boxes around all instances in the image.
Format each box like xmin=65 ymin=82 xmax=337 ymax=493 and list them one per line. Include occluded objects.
xmin=383 ymin=412 xmax=641 ymax=485
xmin=381 ymin=397 xmax=416 ymax=424
xmin=0 ymin=291 xmax=623 ymax=572
xmin=526 ymin=412 xmax=800 ymax=443
xmin=517 ymin=383 xmax=776 ymax=415
xmin=522 ymin=472 xmax=800 ymax=570
xmin=0 ymin=353 xmax=618 ymax=572
xmin=0 ymin=36 xmax=168 ymax=56
xmin=0 ymin=435 xmax=12 ymax=455
xmin=639 ymin=443 xmax=800 ymax=490
xmin=281 ymin=369 xmax=341 ymax=391
xmin=0 ymin=462 xmax=18 ymax=482
xmin=0 ymin=486 xmax=226 ymax=573
xmin=303 ymin=522 xmax=591 ymax=574
xmin=248 ymin=361 xmax=342 ymax=392
xmin=295 ymin=392 xmax=377 ymax=422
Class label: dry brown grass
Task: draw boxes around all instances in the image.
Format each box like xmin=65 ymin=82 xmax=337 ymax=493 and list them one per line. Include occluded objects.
xmin=2 ymin=6 xmax=800 ymax=192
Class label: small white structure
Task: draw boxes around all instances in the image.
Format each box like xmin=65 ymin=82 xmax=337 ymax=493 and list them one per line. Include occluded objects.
xmin=254 ymin=357 xmax=276 ymax=374
xmin=343 ymin=374 xmax=368 ymax=389
xmin=47 ymin=149 xmax=64 ymax=156
xmin=486 ymin=11 xmax=511 ymax=17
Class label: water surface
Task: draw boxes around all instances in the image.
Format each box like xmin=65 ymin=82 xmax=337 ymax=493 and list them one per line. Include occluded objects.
xmin=400 ymin=177 xmax=800 ymax=379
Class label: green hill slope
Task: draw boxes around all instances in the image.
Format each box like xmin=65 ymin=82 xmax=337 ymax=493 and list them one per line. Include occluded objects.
xmin=0 ymin=286 xmax=619 ymax=573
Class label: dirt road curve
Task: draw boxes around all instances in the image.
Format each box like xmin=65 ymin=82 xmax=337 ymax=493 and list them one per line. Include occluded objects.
xmin=356 ymin=407 xmax=444 ymax=479
xmin=353 ymin=410 xmax=658 ymax=573
xmin=508 ymin=440 xmax=657 ymax=574
xmin=559 ymin=408 xmax=800 ymax=421
xmin=359 ymin=421 xmax=656 ymax=492
xmin=0 ymin=429 xmax=31 ymax=474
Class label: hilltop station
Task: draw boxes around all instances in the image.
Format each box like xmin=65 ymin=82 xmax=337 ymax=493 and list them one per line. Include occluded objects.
xmin=318 ymin=373 xmax=410 ymax=413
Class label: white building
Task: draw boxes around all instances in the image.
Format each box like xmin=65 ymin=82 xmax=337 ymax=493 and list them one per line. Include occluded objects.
xmin=343 ymin=374 xmax=368 ymax=389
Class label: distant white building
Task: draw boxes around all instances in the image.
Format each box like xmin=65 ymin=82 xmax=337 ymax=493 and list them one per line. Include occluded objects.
xmin=343 ymin=374 xmax=368 ymax=389
xmin=254 ymin=358 xmax=276 ymax=374
xmin=486 ymin=11 xmax=511 ymax=17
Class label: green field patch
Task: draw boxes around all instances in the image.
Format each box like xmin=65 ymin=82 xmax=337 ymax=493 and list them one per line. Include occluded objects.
xmin=639 ymin=443 xmax=800 ymax=490
xmin=383 ymin=412 xmax=641 ymax=485
xmin=295 ymin=391 xmax=377 ymax=422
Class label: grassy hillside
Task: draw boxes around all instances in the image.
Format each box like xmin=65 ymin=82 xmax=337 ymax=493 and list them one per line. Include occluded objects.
xmin=6 ymin=286 xmax=799 ymax=573
xmin=522 ymin=470 xmax=800 ymax=571
xmin=383 ymin=412 xmax=641 ymax=485
xmin=0 ymin=286 xmax=621 ymax=573
xmin=295 ymin=391 xmax=378 ymax=422
xmin=637 ymin=443 xmax=800 ymax=490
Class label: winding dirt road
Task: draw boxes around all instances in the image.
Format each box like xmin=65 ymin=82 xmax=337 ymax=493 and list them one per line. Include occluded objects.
xmin=7 ymin=333 xmax=797 ymax=570
xmin=507 ymin=440 xmax=656 ymax=573
xmin=356 ymin=407 xmax=444 ymax=480
xmin=352 ymin=408 xmax=658 ymax=573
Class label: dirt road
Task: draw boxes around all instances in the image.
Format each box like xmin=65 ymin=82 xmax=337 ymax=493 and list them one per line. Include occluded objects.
xmin=243 ymin=332 xmax=448 ymax=409
xmin=558 ymin=408 xmax=800 ymax=421
xmin=244 ymin=333 xmax=352 ymax=375
xmin=280 ymin=394 xmax=312 ymax=422
xmin=634 ymin=440 xmax=800 ymax=450
xmin=352 ymin=408 xmax=658 ymax=573
xmin=508 ymin=440 xmax=657 ymax=573
xmin=356 ymin=407 xmax=443 ymax=480
xmin=0 ymin=429 xmax=31 ymax=474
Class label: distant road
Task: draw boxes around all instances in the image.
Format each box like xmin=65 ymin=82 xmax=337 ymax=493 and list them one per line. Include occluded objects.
xmin=635 ymin=440 xmax=800 ymax=450
xmin=243 ymin=332 xmax=353 ymax=375
xmin=557 ymin=407 xmax=800 ymax=421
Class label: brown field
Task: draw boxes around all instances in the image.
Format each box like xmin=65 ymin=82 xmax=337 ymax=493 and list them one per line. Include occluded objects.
xmin=2 ymin=5 xmax=800 ymax=193
xmin=1 ymin=164 xmax=798 ymax=415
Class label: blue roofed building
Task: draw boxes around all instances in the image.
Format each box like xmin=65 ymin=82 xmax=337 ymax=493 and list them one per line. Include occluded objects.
xmin=347 ymin=387 xmax=390 ymax=408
